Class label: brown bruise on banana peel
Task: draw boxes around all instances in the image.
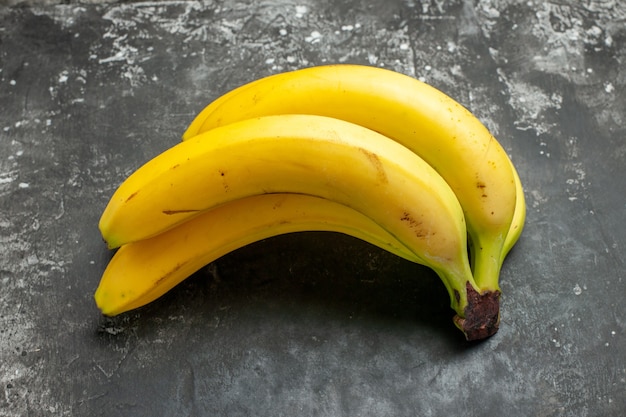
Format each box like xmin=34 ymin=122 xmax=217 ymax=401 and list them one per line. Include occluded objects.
xmin=476 ymin=181 xmax=487 ymax=198
xmin=153 ymin=261 xmax=188 ymax=287
xmin=125 ymin=191 xmax=139 ymax=203
xmin=453 ymin=282 xmax=501 ymax=341
xmin=358 ymin=148 xmax=388 ymax=184
xmin=400 ymin=211 xmax=432 ymax=239
xmin=162 ymin=209 xmax=202 ymax=215
xmin=476 ymin=178 xmax=496 ymax=216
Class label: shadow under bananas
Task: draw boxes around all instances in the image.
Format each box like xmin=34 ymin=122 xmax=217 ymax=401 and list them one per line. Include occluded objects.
xmin=96 ymin=231 xmax=473 ymax=348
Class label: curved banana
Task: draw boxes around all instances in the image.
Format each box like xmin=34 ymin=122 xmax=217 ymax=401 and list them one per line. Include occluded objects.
xmin=99 ymin=114 xmax=499 ymax=339
xmin=182 ymin=64 xmax=523 ymax=289
xmin=95 ymin=193 xmax=424 ymax=316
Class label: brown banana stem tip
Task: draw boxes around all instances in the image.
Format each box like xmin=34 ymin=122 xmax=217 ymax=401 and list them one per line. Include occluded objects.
xmin=453 ymin=282 xmax=501 ymax=341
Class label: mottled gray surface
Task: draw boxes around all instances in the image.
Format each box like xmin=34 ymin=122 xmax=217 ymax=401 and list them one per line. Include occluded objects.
xmin=1 ymin=0 xmax=625 ymax=416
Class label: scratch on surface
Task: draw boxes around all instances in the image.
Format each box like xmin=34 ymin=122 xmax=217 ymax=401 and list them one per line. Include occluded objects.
xmin=54 ymin=198 xmax=65 ymax=220
xmin=96 ymin=364 xmax=113 ymax=378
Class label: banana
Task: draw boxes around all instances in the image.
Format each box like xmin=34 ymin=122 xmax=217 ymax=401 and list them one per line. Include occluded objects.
xmin=181 ymin=64 xmax=523 ymax=289
xmin=95 ymin=193 xmax=423 ymax=316
xmin=99 ymin=114 xmax=500 ymax=340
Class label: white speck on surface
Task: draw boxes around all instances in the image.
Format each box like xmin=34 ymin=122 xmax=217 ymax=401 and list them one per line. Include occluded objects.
xmin=279 ymin=28 xmax=287 ymax=36
xmin=573 ymin=284 xmax=582 ymax=295
xmin=295 ymin=5 xmax=308 ymax=18
xmin=0 ymin=173 xmax=16 ymax=184
xmin=25 ymin=254 xmax=38 ymax=266
xmin=586 ymin=25 xmax=602 ymax=38
xmin=18 ymin=182 xmax=29 ymax=189
xmin=341 ymin=24 xmax=354 ymax=31
xmin=305 ymin=31 xmax=322 ymax=43
xmin=10 ymin=80 xmax=16 ymax=85
xmin=605 ymin=82 xmax=614 ymax=93
xmin=399 ymin=43 xmax=409 ymax=50
xmin=99 ymin=50 xmax=129 ymax=64
xmin=58 ymin=71 xmax=69 ymax=83
xmin=121 ymin=64 xmax=146 ymax=87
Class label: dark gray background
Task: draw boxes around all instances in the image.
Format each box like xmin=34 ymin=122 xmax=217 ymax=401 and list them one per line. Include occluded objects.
xmin=1 ymin=0 xmax=625 ymax=416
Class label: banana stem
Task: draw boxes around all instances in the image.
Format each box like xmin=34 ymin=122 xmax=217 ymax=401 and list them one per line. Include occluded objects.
xmin=469 ymin=231 xmax=505 ymax=291
xmin=434 ymin=266 xmax=500 ymax=341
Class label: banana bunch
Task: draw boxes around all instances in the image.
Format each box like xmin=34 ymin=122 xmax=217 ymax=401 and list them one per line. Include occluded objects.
xmin=95 ymin=64 xmax=525 ymax=341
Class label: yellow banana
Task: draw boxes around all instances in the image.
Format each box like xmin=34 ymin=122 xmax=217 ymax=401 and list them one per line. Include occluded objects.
xmin=99 ymin=115 xmax=499 ymax=340
xmin=182 ymin=64 xmax=523 ymax=289
xmin=95 ymin=193 xmax=423 ymax=316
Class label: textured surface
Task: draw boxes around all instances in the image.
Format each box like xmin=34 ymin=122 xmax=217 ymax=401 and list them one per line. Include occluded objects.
xmin=1 ymin=0 xmax=625 ymax=415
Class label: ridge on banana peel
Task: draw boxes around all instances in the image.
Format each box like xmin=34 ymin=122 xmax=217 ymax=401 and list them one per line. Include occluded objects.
xmin=98 ymin=115 xmax=501 ymax=340
xmin=182 ymin=64 xmax=525 ymax=289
